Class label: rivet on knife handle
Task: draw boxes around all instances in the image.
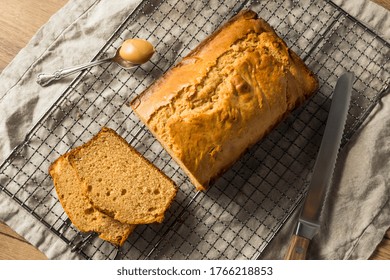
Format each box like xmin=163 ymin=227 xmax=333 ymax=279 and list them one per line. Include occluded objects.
xmin=285 ymin=234 xmax=310 ymax=260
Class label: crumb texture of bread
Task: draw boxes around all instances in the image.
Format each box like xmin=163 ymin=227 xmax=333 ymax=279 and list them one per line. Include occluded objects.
xmin=49 ymin=154 xmax=135 ymax=246
xmin=68 ymin=127 xmax=177 ymax=225
xmin=131 ymin=10 xmax=318 ymax=190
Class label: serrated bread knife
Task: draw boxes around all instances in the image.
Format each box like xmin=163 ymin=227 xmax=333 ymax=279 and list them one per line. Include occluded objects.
xmin=284 ymin=72 xmax=354 ymax=260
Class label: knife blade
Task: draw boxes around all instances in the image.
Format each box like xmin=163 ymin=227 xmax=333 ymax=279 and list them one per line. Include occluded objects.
xmin=285 ymin=72 xmax=354 ymax=260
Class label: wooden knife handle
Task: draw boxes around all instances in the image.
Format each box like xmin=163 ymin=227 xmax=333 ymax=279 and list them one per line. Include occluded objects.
xmin=284 ymin=234 xmax=310 ymax=260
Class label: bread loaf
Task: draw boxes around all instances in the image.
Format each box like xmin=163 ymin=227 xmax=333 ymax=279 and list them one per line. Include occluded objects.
xmin=49 ymin=153 xmax=135 ymax=246
xmin=67 ymin=127 xmax=177 ymax=225
xmin=131 ymin=10 xmax=318 ymax=190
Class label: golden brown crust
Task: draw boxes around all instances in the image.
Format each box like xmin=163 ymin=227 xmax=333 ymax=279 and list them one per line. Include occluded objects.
xmin=131 ymin=10 xmax=271 ymax=121
xmin=131 ymin=10 xmax=318 ymax=190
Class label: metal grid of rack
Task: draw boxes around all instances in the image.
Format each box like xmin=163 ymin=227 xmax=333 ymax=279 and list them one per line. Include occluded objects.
xmin=0 ymin=0 xmax=389 ymax=259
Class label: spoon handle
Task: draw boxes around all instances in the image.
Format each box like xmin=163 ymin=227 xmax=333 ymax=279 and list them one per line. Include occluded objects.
xmin=36 ymin=57 xmax=113 ymax=86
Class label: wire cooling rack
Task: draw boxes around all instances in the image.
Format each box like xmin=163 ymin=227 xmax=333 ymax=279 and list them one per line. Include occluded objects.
xmin=0 ymin=0 xmax=389 ymax=259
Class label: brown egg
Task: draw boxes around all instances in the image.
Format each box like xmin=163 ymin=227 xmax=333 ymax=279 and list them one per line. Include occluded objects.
xmin=119 ymin=38 xmax=154 ymax=65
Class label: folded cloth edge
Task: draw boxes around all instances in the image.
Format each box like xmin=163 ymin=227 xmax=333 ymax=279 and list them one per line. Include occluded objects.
xmin=333 ymin=0 xmax=390 ymax=41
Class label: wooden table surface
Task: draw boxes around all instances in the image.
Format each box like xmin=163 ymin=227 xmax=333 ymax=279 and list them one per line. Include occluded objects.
xmin=0 ymin=0 xmax=389 ymax=260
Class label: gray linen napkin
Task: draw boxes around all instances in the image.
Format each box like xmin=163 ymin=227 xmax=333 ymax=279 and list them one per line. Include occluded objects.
xmin=0 ymin=0 xmax=142 ymax=260
xmin=261 ymin=0 xmax=390 ymax=259
xmin=0 ymin=0 xmax=389 ymax=259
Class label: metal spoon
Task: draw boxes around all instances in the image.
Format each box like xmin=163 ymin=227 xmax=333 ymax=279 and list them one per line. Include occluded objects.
xmin=36 ymin=39 xmax=154 ymax=87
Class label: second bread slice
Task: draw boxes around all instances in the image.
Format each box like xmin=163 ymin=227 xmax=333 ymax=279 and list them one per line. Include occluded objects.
xmin=68 ymin=127 xmax=177 ymax=225
xmin=49 ymin=153 xmax=135 ymax=246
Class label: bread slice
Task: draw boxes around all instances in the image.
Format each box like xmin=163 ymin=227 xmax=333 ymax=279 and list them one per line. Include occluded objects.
xmin=131 ymin=10 xmax=318 ymax=190
xmin=49 ymin=153 xmax=135 ymax=246
xmin=68 ymin=127 xmax=177 ymax=225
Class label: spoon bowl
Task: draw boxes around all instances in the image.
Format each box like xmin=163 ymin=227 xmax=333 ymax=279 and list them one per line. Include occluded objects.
xmin=112 ymin=48 xmax=139 ymax=69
